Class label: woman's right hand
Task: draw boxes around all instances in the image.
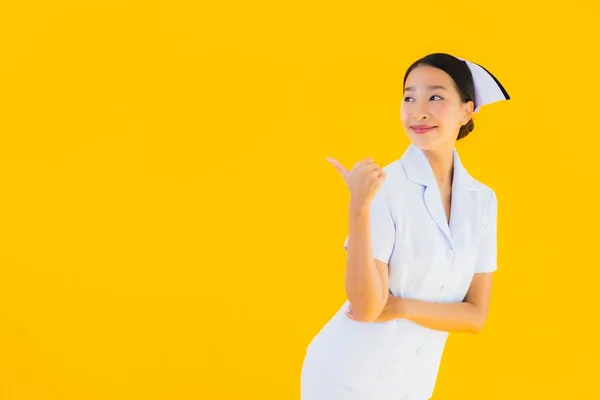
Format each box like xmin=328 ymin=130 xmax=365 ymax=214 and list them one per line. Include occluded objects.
xmin=326 ymin=156 xmax=386 ymax=210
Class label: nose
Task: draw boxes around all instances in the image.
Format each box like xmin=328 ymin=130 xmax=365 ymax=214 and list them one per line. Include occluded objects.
xmin=414 ymin=101 xmax=430 ymax=120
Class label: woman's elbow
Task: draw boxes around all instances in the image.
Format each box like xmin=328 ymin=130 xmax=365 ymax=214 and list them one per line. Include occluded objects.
xmin=351 ymin=312 xmax=379 ymax=323
xmin=469 ymin=323 xmax=484 ymax=334
xmin=470 ymin=313 xmax=488 ymax=334
xmin=348 ymin=302 xmax=385 ymax=323
xmin=348 ymin=306 xmax=379 ymax=323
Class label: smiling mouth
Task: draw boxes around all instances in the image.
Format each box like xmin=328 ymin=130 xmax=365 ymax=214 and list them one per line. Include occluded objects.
xmin=410 ymin=126 xmax=437 ymax=134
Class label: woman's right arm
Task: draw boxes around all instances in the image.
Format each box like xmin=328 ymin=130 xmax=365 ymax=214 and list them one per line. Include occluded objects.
xmin=326 ymin=156 xmax=390 ymax=323
xmin=344 ymin=201 xmax=390 ymax=322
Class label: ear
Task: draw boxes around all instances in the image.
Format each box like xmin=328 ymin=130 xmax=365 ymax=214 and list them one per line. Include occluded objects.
xmin=460 ymin=100 xmax=474 ymax=126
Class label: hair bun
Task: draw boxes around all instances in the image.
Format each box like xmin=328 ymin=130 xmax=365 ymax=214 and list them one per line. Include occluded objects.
xmin=458 ymin=119 xmax=474 ymax=140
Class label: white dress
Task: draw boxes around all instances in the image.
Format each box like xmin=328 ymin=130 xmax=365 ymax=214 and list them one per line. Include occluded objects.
xmin=301 ymin=144 xmax=498 ymax=400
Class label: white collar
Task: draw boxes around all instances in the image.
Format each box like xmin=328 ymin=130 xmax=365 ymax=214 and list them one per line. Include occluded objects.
xmin=399 ymin=144 xmax=481 ymax=246
xmin=399 ymin=143 xmax=481 ymax=192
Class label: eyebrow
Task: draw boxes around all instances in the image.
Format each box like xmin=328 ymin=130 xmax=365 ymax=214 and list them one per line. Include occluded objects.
xmin=404 ymin=85 xmax=447 ymax=92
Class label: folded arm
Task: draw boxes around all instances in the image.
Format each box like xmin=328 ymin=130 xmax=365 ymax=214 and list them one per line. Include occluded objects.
xmin=397 ymin=272 xmax=493 ymax=333
xmin=346 ymin=272 xmax=494 ymax=333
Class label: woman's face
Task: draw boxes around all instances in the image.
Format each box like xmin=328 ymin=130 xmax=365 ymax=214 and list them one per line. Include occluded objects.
xmin=401 ymin=65 xmax=473 ymax=151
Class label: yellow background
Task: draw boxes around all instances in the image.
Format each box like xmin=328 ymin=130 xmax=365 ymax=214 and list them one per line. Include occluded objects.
xmin=0 ymin=0 xmax=597 ymax=398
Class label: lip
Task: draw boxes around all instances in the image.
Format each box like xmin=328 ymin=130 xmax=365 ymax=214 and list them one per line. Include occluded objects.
xmin=409 ymin=125 xmax=437 ymax=134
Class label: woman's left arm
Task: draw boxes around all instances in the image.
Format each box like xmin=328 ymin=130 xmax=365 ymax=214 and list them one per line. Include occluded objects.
xmin=346 ymin=272 xmax=494 ymax=334
xmin=397 ymin=272 xmax=493 ymax=333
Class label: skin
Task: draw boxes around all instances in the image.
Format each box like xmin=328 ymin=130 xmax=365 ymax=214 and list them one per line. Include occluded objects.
xmin=328 ymin=65 xmax=494 ymax=333
xmin=326 ymin=157 xmax=389 ymax=322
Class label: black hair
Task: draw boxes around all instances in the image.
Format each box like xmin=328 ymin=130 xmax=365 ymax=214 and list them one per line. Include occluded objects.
xmin=403 ymin=53 xmax=476 ymax=140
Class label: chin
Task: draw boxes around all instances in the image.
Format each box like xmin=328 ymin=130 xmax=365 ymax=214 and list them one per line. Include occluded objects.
xmin=405 ymin=130 xmax=452 ymax=152
xmin=406 ymin=135 xmax=437 ymax=151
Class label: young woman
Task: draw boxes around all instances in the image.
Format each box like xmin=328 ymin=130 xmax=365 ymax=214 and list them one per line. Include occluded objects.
xmin=301 ymin=53 xmax=510 ymax=400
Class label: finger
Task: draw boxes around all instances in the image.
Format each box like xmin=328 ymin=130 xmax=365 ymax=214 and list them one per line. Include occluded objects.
xmin=357 ymin=163 xmax=379 ymax=177
xmin=365 ymin=168 xmax=383 ymax=184
xmin=326 ymin=157 xmax=348 ymax=176
xmin=355 ymin=158 xmax=374 ymax=168
xmin=370 ymin=167 xmax=383 ymax=178
xmin=369 ymin=172 xmax=386 ymax=188
xmin=363 ymin=163 xmax=379 ymax=173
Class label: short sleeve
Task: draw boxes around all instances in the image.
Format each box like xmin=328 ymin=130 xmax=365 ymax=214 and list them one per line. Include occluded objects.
xmin=343 ymin=189 xmax=396 ymax=264
xmin=474 ymin=190 xmax=498 ymax=273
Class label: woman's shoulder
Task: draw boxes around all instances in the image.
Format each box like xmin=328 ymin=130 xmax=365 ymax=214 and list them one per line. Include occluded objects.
xmin=465 ymin=175 xmax=497 ymax=204
xmin=377 ymin=158 xmax=424 ymax=198
xmin=462 ymin=175 xmax=498 ymax=222
xmin=373 ymin=159 xmax=412 ymax=204
xmin=379 ymin=158 xmax=412 ymax=188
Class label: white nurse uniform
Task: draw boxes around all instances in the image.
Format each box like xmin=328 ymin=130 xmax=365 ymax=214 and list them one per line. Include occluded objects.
xmin=301 ymin=143 xmax=498 ymax=400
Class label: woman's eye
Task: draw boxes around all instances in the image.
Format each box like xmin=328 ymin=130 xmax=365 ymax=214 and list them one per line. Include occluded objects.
xmin=404 ymin=96 xmax=442 ymax=102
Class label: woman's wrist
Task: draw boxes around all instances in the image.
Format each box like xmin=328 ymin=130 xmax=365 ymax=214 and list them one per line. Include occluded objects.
xmin=394 ymin=297 xmax=410 ymax=319
xmin=349 ymin=198 xmax=370 ymax=218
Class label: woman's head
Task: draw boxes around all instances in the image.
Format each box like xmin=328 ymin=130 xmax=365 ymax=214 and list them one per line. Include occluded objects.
xmin=401 ymin=53 xmax=476 ymax=151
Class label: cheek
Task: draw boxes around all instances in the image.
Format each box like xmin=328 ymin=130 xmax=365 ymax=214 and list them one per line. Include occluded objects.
xmin=429 ymin=103 xmax=451 ymax=121
xmin=400 ymin=106 xmax=409 ymax=123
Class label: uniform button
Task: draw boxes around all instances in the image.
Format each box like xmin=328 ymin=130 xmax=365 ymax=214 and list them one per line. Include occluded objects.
xmin=440 ymin=284 xmax=445 ymax=293
xmin=445 ymin=248 xmax=455 ymax=259
xmin=416 ymin=347 xmax=424 ymax=355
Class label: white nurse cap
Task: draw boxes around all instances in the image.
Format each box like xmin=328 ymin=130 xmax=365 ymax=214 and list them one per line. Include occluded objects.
xmin=457 ymin=57 xmax=511 ymax=112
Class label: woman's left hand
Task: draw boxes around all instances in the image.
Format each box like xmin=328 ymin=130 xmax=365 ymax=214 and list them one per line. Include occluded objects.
xmin=345 ymin=292 xmax=403 ymax=322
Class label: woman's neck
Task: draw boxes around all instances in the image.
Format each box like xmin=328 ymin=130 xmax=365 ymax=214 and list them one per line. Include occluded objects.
xmin=423 ymin=147 xmax=454 ymax=190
